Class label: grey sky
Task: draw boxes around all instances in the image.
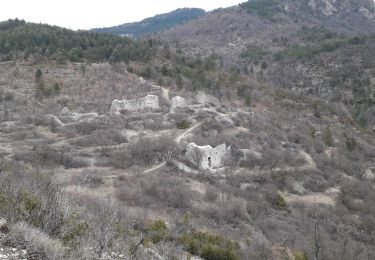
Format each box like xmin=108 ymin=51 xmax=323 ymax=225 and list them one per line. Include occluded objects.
xmin=1 ymin=0 xmax=244 ymax=30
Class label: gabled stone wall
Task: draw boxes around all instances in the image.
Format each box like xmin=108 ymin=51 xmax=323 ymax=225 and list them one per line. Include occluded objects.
xmin=186 ymin=143 xmax=230 ymax=171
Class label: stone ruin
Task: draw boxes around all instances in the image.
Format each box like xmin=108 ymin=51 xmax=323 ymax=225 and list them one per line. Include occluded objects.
xmin=110 ymin=95 xmax=159 ymax=113
xmin=109 ymin=91 xmax=220 ymax=114
xmin=171 ymin=96 xmax=190 ymax=108
xmin=185 ymin=143 xmax=230 ymax=171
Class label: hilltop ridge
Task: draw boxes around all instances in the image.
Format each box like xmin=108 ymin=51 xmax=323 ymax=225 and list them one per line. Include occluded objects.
xmin=92 ymin=8 xmax=206 ymax=37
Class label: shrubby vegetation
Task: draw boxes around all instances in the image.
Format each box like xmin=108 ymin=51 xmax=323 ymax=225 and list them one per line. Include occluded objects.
xmin=277 ymin=34 xmax=375 ymax=59
xmin=93 ymin=8 xmax=206 ymax=37
xmin=240 ymin=0 xmax=283 ymax=19
xmin=241 ymin=45 xmax=268 ymax=64
xmin=297 ymin=26 xmax=339 ymax=42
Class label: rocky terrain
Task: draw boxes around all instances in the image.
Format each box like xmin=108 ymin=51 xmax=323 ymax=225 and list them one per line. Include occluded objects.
xmin=0 ymin=0 xmax=375 ymax=259
xmin=160 ymin=0 xmax=375 ymax=129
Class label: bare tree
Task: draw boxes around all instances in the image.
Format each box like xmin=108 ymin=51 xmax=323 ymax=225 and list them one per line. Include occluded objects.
xmin=188 ymin=146 xmax=204 ymax=169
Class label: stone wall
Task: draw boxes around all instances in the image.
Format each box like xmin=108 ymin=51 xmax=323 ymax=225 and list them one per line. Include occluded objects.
xmin=186 ymin=143 xmax=230 ymax=171
xmin=171 ymin=96 xmax=190 ymax=108
xmin=110 ymin=95 xmax=159 ymax=113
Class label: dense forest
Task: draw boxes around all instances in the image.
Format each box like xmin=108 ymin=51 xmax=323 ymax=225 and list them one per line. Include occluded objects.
xmin=92 ymin=8 xmax=206 ymax=37
xmin=0 ymin=19 xmax=157 ymax=63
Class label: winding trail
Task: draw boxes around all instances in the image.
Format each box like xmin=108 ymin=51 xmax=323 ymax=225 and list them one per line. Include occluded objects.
xmin=174 ymin=122 xmax=203 ymax=143
xmin=141 ymin=112 xmax=233 ymax=174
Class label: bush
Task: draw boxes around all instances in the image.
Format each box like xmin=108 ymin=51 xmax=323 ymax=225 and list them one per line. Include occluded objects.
xmin=205 ymin=187 xmax=219 ymax=202
xmin=178 ymin=231 xmax=240 ymax=260
xmin=273 ymin=194 xmax=287 ymax=210
xmin=177 ymin=119 xmax=190 ymax=129
xmin=116 ymin=175 xmax=194 ymax=209
xmin=146 ymin=219 xmax=168 ymax=244
xmin=322 ymin=127 xmax=334 ymax=147
xmin=241 ymin=45 xmax=267 ymax=63
xmin=71 ymin=169 xmax=104 ymax=188
xmin=345 ymin=137 xmax=358 ymax=152
xmin=293 ymin=250 xmax=309 ymax=260
xmin=240 ymin=0 xmax=282 ymax=19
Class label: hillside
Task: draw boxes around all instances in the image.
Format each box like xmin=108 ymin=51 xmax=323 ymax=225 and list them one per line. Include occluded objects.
xmin=92 ymin=8 xmax=206 ymax=37
xmin=160 ymin=0 xmax=375 ymax=129
xmin=0 ymin=1 xmax=375 ymax=259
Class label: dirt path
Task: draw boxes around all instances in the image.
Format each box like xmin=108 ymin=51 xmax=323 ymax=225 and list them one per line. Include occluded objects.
xmin=174 ymin=122 xmax=203 ymax=143
xmin=141 ymin=112 xmax=234 ymax=174
xmin=142 ymin=162 xmax=167 ymax=174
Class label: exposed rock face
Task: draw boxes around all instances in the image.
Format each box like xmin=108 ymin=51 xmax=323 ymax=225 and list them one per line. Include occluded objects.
xmin=195 ymin=91 xmax=220 ymax=106
xmin=359 ymin=6 xmax=375 ymax=20
xmin=110 ymin=95 xmax=159 ymax=113
xmin=186 ymin=143 xmax=230 ymax=170
xmin=305 ymin=0 xmax=375 ymax=19
xmin=307 ymin=0 xmax=338 ymax=16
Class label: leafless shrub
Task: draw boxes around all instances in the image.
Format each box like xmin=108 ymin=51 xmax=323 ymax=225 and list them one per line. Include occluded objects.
xmin=109 ymin=150 xmax=134 ymax=169
xmin=75 ymin=120 xmax=100 ymax=135
xmin=64 ymin=156 xmax=91 ymax=168
xmin=205 ymin=186 xmax=219 ymax=202
xmin=126 ymin=135 xmax=178 ymax=166
xmin=11 ymin=222 xmax=66 ymax=259
xmin=204 ymin=197 xmax=250 ymax=224
xmin=71 ymin=169 xmax=104 ymax=188
xmin=116 ymin=175 xmax=194 ymax=209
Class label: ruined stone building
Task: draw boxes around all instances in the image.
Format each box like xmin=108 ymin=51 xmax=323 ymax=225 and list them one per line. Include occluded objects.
xmin=185 ymin=143 xmax=230 ymax=171
xmin=171 ymin=96 xmax=190 ymax=109
xmin=110 ymin=95 xmax=159 ymax=113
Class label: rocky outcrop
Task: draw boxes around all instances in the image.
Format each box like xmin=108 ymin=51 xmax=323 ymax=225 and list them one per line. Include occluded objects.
xmin=305 ymin=0 xmax=375 ymax=19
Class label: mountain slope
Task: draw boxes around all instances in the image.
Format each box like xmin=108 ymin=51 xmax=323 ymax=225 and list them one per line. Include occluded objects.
xmin=1 ymin=3 xmax=375 ymax=259
xmin=0 ymin=19 xmax=157 ymax=63
xmin=92 ymin=8 xmax=206 ymax=37
xmin=159 ymin=0 xmax=375 ymax=129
